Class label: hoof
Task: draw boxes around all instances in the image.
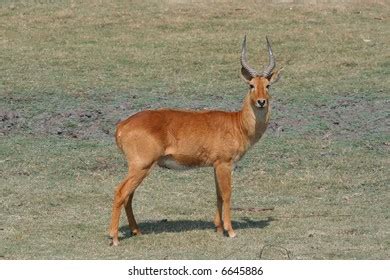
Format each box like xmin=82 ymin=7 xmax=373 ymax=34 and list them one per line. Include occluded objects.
xmin=224 ymin=230 xmax=237 ymax=238
xmin=215 ymin=226 xmax=224 ymax=234
xmin=131 ymin=229 xmax=142 ymax=236
xmin=110 ymin=238 xmax=119 ymax=246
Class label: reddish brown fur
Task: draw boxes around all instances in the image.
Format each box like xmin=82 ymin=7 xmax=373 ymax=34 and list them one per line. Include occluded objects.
xmin=109 ymin=73 xmax=281 ymax=246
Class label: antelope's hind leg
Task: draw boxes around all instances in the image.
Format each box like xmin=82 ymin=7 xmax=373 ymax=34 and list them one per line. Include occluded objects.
xmin=124 ymin=192 xmax=141 ymax=236
xmin=109 ymin=166 xmax=151 ymax=246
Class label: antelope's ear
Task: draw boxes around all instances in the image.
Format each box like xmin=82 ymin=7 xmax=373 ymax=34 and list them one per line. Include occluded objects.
xmin=268 ymin=68 xmax=283 ymax=85
xmin=240 ymin=67 xmax=253 ymax=83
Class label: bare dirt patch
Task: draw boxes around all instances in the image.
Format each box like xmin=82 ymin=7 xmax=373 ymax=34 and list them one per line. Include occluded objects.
xmin=14 ymin=102 xmax=137 ymax=140
xmin=270 ymin=93 xmax=389 ymax=140
xmin=313 ymin=96 xmax=389 ymax=139
xmin=0 ymin=110 xmax=24 ymax=136
xmin=2 ymin=92 xmax=388 ymax=141
xmin=33 ymin=109 xmax=107 ymax=139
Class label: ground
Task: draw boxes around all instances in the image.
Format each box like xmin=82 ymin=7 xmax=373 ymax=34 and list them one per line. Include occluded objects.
xmin=0 ymin=0 xmax=389 ymax=259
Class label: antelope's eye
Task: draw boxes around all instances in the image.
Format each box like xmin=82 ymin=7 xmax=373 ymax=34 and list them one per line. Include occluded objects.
xmin=266 ymin=84 xmax=270 ymax=89
xmin=249 ymin=84 xmax=254 ymax=89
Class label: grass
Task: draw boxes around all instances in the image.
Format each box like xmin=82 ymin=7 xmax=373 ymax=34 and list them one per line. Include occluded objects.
xmin=0 ymin=0 xmax=389 ymax=259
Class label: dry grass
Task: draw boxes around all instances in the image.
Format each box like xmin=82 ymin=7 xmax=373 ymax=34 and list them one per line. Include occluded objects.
xmin=0 ymin=0 xmax=389 ymax=259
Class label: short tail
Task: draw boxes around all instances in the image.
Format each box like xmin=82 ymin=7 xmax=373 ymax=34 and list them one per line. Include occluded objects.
xmin=115 ymin=124 xmax=124 ymax=152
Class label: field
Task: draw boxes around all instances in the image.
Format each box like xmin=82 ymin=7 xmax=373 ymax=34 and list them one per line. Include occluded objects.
xmin=0 ymin=0 xmax=389 ymax=259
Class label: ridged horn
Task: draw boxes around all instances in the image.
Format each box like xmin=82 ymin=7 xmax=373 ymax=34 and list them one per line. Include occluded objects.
xmin=262 ymin=36 xmax=276 ymax=78
xmin=240 ymin=35 xmax=258 ymax=78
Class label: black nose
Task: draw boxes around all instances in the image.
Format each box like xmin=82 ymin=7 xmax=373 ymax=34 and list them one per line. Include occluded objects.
xmin=257 ymin=99 xmax=266 ymax=107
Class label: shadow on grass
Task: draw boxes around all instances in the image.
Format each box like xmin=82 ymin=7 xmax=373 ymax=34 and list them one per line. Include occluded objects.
xmin=118 ymin=217 xmax=273 ymax=239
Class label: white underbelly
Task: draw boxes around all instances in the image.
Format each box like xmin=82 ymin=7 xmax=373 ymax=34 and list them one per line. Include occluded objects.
xmin=157 ymin=156 xmax=192 ymax=170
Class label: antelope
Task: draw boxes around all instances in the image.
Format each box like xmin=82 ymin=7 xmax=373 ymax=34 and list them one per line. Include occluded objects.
xmin=109 ymin=36 xmax=282 ymax=246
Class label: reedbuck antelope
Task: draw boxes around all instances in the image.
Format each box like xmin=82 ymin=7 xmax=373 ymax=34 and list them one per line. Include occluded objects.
xmin=109 ymin=36 xmax=282 ymax=246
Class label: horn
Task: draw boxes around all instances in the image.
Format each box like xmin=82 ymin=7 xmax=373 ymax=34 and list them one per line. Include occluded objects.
xmin=262 ymin=36 xmax=276 ymax=77
xmin=240 ymin=35 xmax=258 ymax=77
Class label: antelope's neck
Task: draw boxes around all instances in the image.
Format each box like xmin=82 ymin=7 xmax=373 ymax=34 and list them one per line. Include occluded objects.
xmin=238 ymin=95 xmax=271 ymax=147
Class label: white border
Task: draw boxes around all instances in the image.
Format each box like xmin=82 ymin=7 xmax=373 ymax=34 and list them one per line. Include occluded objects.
xmin=1 ymin=260 xmax=389 ymax=280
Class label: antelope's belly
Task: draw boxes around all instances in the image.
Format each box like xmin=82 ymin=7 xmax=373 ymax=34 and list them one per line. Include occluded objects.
xmin=157 ymin=156 xmax=193 ymax=170
xmin=157 ymin=155 xmax=208 ymax=170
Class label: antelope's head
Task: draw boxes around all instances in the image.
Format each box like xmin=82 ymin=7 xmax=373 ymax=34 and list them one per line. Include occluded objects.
xmin=240 ymin=35 xmax=282 ymax=109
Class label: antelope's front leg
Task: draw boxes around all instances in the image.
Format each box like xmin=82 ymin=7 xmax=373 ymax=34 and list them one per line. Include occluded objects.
xmin=214 ymin=161 xmax=236 ymax=238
